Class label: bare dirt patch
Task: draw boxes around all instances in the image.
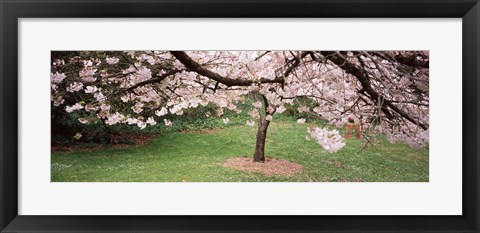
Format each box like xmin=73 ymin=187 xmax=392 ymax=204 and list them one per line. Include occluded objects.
xmin=52 ymin=133 xmax=156 ymax=153
xmin=222 ymin=156 xmax=304 ymax=177
xmin=180 ymin=128 xmax=220 ymax=135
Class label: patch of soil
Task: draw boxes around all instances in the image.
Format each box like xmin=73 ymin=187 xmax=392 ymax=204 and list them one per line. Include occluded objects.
xmin=126 ymin=134 xmax=156 ymax=145
xmin=52 ymin=133 xmax=156 ymax=153
xmin=222 ymin=156 xmax=304 ymax=177
xmin=180 ymin=128 xmax=220 ymax=135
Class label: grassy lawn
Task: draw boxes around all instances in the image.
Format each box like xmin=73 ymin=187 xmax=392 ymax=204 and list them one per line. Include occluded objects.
xmin=51 ymin=120 xmax=429 ymax=182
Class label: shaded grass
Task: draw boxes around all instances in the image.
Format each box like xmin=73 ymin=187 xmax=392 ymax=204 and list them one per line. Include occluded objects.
xmin=51 ymin=120 xmax=428 ymax=182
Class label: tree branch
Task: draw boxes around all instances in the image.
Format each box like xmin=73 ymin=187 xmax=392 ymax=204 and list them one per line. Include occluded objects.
xmin=170 ymin=51 xmax=287 ymax=87
xmin=320 ymin=51 xmax=428 ymax=130
xmin=125 ymin=69 xmax=181 ymax=92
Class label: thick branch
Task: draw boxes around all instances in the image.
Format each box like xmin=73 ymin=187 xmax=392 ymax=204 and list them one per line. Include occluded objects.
xmin=170 ymin=51 xmax=285 ymax=87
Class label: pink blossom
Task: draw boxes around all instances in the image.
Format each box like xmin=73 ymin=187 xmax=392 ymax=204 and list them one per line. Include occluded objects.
xmin=253 ymin=101 xmax=262 ymax=109
xmin=94 ymin=92 xmax=105 ymax=102
xmin=100 ymin=104 xmax=111 ymax=113
xmin=217 ymin=99 xmax=228 ymax=108
xmin=248 ymin=109 xmax=260 ymax=119
xmin=105 ymin=112 xmax=124 ymax=125
xmin=276 ymin=105 xmax=286 ymax=113
xmin=67 ymin=82 xmax=83 ymax=92
xmin=79 ymin=68 xmax=97 ymax=82
xmin=132 ymin=102 xmax=144 ymax=114
xmin=265 ymin=115 xmax=272 ymax=121
xmin=298 ymin=106 xmax=309 ymax=113
xmin=51 ymin=72 xmax=66 ymax=84
xmin=83 ymin=60 xmax=93 ymax=67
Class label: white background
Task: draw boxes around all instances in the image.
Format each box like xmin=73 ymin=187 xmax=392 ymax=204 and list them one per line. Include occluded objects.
xmin=18 ymin=19 xmax=462 ymax=215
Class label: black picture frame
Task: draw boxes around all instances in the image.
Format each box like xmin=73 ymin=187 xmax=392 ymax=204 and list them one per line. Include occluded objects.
xmin=1 ymin=0 xmax=479 ymax=232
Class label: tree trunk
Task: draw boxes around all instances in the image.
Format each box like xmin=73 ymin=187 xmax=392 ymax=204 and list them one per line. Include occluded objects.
xmin=252 ymin=92 xmax=275 ymax=162
xmin=253 ymin=120 xmax=270 ymax=162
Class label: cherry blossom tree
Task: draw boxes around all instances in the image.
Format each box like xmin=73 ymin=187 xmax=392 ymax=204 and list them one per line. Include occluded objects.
xmin=51 ymin=50 xmax=429 ymax=162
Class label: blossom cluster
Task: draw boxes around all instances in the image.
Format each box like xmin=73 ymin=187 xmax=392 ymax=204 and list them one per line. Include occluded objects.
xmin=307 ymin=127 xmax=346 ymax=153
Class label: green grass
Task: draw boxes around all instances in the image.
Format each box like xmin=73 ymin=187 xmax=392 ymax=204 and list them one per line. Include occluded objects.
xmin=51 ymin=120 xmax=429 ymax=182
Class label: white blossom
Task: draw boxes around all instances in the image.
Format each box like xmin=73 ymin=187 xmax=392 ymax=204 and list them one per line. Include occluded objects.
xmin=73 ymin=133 xmax=82 ymax=140
xmin=106 ymin=56 xmax=119 ymax=64
xmin=164 ymin=119 xmax=173 ymax=127
xmin=126 ymin=118 xmax=139 ymax=125
xmin=155 ymin=107 xmax=168 ymax=117
xmin=146 ymin=117 xmax=157 ymax=126
xmin=308 ymin=127 xmax=346 ymax=153
xmin=84 ymin=86 xmax=98 ymax=93
xmin=297 ymin=118 xmax=306 ymax=124
xmin=65 ymin=103 xmax=83 ymax=113
xmin=137 ymin=121 xmax=147 ymax=130
xmin=121 ymin=95 xmax=130 ymax=103
xmin=223 ymin=118 xmax=230 ymax=124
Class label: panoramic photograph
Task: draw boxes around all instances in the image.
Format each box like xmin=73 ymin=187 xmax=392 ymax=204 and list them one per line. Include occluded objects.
xmin=51 ymin=51 xmax=429 ymax=182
